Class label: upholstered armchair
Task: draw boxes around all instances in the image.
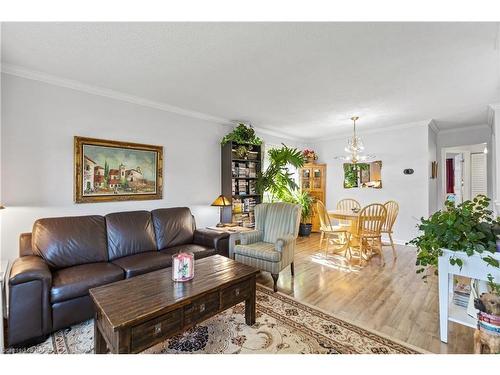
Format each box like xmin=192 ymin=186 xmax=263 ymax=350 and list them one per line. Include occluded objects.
xmin=233 ymin=202 xmax=301 ymax=292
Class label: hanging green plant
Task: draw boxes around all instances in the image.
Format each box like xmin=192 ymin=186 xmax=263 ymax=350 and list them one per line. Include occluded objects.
xmin=221 ymin=123 xmax=263 ymax=146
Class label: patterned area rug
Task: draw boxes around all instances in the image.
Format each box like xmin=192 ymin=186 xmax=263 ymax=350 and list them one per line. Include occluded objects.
xmin=7 ymin=285 xmax=422 ymax=354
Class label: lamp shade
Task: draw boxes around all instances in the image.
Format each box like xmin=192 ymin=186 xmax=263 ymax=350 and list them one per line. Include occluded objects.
xmin=211 ymin=195 xmax=231 ymax=207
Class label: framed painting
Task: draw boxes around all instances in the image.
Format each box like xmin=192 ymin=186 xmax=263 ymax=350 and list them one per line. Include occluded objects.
xmin=74 ymin=136 xmax=163 ymax=203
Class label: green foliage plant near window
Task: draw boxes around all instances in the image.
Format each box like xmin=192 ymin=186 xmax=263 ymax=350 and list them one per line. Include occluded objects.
xmin=255 ymin=144 xmax=305 ymax=202
xmin=409 ymin=195 xmax=500 ymax=291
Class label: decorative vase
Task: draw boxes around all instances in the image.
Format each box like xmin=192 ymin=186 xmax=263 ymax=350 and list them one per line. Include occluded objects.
xmin=172 ymin=252 xmax=194 ymax=282
xmin=306 ymin=157 xmax=315 ymax=164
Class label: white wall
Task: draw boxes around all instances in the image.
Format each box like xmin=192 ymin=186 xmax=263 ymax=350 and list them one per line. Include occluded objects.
xmin=436 ymin=125 xmax=492 ymax=208
xmin=0 ymin=74 xmax=308 ymax=262
xmin=311 ymin=122 xmax=430 ymax=244
xmin=0 ymin=74 xmax=231 ymax=261
xmin=428 ymin=125 xmax=438 ymax=214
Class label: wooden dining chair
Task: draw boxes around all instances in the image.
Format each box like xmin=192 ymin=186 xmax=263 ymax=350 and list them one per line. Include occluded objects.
xmin=351 ymin=203 xmax=387 ymax=266
xmin=316 ymin=200 xmax=350 ymax=256
xmin=336 ymin=199 xmax=361 ymax=227
xmin=381 ymin=200 xmax=399 ymax=259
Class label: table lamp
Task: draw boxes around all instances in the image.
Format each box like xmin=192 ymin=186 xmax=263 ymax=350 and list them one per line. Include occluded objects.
xmin=211 ymin=194 xmax=232 ymax=227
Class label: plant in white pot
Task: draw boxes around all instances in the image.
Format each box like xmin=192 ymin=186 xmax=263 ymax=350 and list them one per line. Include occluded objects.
xmin=410 ymin=195 xmax=500 ymax=352
xmin=409 ymin=195 xmax=500 ymax=280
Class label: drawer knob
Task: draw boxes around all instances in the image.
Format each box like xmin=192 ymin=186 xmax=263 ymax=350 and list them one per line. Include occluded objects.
xmin=154 ymin=323 xmax=162 ymax=336
xmin=199 ymin=303 xmax=205 ymax=312
xmin=235 ymin=288 xmax=240 ymax=296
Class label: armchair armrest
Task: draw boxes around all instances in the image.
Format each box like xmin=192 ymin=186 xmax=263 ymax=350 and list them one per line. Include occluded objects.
xmin=275 ymin=234 xmax=296 ymax=269
xmin=275 ymin=234 xmax=296 ymax=252
xmin=8 ymin=256 xmax=52 ymax=346
xmin=239 ymin=230 xmax=263 ymax=245
xmin=193 ymin=229 xmax=230 ymax=254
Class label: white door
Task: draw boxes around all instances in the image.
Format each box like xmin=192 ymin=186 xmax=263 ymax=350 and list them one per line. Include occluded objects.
xmin=470 ymin=152 xmax=487 ymax=198
xmin=453 ymin=153 xmax=464 ymax=203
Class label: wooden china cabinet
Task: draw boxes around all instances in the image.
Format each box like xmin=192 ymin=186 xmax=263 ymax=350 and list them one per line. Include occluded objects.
xmin=299 ymin=163 xmax=326 ymax=232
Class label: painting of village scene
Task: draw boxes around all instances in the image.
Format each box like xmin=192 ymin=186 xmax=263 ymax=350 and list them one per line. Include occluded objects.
xmin=75 ymin=137 xmax=163 ymax=203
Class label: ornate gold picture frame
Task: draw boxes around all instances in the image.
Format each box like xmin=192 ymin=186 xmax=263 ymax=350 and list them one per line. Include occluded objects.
xmin=74 ymin=136 xmax=163 ymax=203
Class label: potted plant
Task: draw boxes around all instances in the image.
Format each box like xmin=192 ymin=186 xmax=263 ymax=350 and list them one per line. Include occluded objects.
xmin=409 ymin=195 xmax=500 ymax=282
xmin=221 ymin=123 xmax=263 ymax=146
xmin=293 ymin=190 xmax=315 ymax=237
xmin=302 ymin=149 xmax=318 ymax=164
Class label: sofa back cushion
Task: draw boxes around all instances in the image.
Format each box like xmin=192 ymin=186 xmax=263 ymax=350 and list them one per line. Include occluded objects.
xmin=32 ymin=215 xmax=108 ymax=270
xmin=151 ymin=207 xmax=195 ymax=249
xmin=105 ymin=210 xmax=157 ymax=261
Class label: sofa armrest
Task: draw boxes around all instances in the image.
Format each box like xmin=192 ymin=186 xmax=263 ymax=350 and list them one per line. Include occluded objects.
xmin=239 ymin=230 xmax=263 ymax=245
xmin=19 ymin=232 xmax=34 ymax=257
xmin=193 ymin=229 xmax=230 ymax=254
xmin=8 ymin=256 xmax=52 ymax=346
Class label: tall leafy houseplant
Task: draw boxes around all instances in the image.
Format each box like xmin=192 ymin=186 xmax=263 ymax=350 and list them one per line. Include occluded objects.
xmin=409 ymin=195 xmax=500 ymax=285
xmin=255 ymin=144 xmax=305 ymax=201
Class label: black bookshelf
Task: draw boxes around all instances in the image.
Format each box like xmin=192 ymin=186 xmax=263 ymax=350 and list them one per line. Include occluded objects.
xmin=221 ymin=142 xmax=263 ymax=228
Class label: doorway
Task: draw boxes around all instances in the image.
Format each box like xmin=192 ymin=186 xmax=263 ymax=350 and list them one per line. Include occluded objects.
xmin=441 ymin=143 xmax=488 ymax=206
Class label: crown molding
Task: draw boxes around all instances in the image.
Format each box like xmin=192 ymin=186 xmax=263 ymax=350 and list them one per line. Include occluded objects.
xmin=1 ymin=63 xmax=231 ymax=124
xmin=310 ymin=119 xmax=433 ymax=143
xmin=488 ymin=103 xmax=500 ymax=129
xmin=253 ymin=126 xmax=303 ymax=143
xmin=436 ymin=123 xmax=492 ymax=135
xmin=428 ymin=119 xmax=439 ymax=134
xmin=1 ymin=63 xmax=305 ymax=142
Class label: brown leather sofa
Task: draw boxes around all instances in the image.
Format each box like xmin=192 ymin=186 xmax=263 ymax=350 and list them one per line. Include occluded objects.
xmin=6 ymin=207 xmax=229 ymax=347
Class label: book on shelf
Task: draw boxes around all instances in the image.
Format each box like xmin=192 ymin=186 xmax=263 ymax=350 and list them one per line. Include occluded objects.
xmin=453 ymin=276 xmax=471 ymax=308
xmin=249 ymin=180 xmax=256 ymax=194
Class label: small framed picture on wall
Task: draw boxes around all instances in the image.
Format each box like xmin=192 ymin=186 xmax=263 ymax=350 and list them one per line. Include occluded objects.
xmin=74 ymin=136 xmax=163 ymax=203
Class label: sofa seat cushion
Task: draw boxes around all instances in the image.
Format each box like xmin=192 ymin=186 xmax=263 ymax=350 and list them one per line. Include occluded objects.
xmin=160 ymin=244 xmax=216 ymax=260
xmin=112 ymin=251 xmax=172 ymax=278
xmin=233 ymin=242 xmax=282 ymax=262
xmin=51 ymin=263 xmax=124 ymax=303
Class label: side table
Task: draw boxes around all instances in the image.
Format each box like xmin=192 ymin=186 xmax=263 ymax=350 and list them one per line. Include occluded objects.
xmin=206 ymin=226 xmax=254 ymax=259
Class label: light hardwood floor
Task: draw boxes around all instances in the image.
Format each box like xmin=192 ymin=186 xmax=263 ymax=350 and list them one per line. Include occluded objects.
xmin=255 ymin=233 xmax=474 ymax=354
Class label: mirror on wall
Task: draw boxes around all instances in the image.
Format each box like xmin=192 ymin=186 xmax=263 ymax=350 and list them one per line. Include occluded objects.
xmin=343 ymin=161 xmax=382 ymax=189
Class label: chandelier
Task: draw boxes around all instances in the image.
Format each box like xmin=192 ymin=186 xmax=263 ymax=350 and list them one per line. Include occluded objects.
xmin=334 ymin=116 xmax=375 ymax=164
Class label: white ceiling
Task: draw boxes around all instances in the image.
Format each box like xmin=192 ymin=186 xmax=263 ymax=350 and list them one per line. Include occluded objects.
xmin=2 ymin=22 xmax=500 ymax=140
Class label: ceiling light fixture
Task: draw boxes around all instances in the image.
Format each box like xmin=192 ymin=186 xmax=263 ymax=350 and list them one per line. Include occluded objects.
xmin=334 ymin=116 xmax=375 ymax=164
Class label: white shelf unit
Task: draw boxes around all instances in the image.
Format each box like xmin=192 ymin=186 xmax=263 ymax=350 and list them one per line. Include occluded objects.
xmin=448 ymin=303 xmax=476 ymax=329
xmin=438 ymin=249 xmax=500 ymax=343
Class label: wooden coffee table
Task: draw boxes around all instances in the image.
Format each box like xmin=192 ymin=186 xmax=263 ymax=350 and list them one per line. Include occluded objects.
xmin=89 ymin=255 xmax=259 ymax=354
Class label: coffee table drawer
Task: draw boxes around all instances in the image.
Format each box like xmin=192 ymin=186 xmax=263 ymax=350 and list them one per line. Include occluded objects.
xmin=130 ymin=308 xmax=182 ymax=352
xmin=183 ymin=291 xmax=220 ymax=326
xmin=221 ymin=278 xmax=252 ymax=310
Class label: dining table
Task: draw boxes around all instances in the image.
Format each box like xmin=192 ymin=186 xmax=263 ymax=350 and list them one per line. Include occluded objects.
xmin=327 ymin=209 xmax=362 ymax=259
xmin=328 ymin=209 xmax=360 ymax=235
